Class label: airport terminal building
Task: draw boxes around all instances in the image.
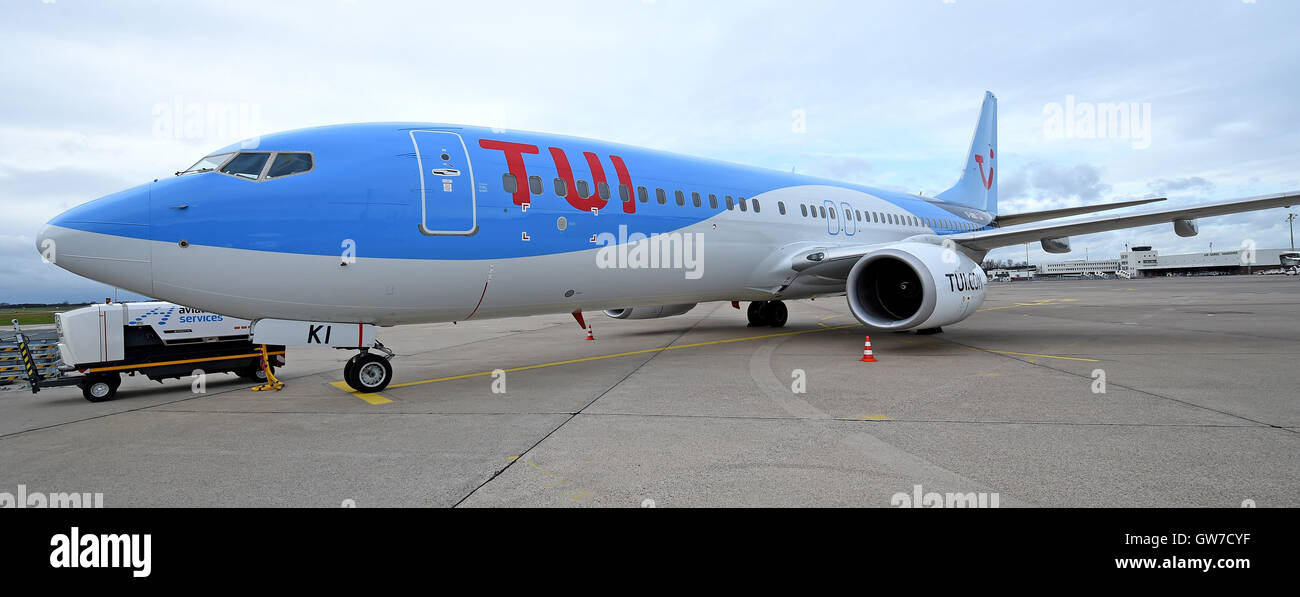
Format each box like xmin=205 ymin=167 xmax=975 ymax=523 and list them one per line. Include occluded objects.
xmin=1033 ymin=246 xmax=1300 ymax=278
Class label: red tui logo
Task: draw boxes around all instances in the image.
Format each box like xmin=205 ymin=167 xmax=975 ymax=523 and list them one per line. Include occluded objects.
xmin=973 ymin=148 xmax=994 ymax=190
xmin=478 ymin=139 xmax=635 ymax=214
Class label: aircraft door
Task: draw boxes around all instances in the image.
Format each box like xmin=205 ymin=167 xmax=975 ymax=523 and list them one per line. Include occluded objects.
xmin=824 ymin=199 xmax=839 ymax=235
xmin=411 ymin=130 xmax=477 ymax=236
xmin=841 ymin=202 xmax=856 ymax=236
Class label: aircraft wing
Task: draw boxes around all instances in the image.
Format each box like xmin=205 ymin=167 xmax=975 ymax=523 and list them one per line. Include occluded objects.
xmin=992 ymin=196 xmax=1165 ymax=227
xmin=951 ymin=191 xmax=1299 ymax=252
xmin=787 ymin=191 xmax=1299 ymax=280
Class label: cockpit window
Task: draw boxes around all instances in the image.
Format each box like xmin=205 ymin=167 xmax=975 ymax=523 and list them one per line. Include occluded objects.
xmin=178 ymin=152 xmax=234 ymax=176
xmin=178 ymin=150 xmax=313 ymax=181
xmin=220 ymin=152 xmax=271 ymax=179
xmin=266 ymin=153 xmax=313 ymax=178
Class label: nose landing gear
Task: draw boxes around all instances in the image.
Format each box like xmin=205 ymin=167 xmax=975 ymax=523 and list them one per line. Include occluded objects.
xmin=342 ymin=342 xmax=395 ymax=393
xmin=746 ymin=300 xmax=788 ymax=328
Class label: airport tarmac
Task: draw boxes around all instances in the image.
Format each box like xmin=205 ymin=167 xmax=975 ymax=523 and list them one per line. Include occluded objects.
xmin=1 ymin=276 xmax=1296 ymax=507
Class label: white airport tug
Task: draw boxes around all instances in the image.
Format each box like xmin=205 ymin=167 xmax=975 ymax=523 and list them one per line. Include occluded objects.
xmin=4 ymin=302 xmax=285 ymax=402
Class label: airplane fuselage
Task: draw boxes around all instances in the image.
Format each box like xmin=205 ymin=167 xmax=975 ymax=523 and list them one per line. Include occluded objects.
xmin=39 ymin=123 xmax=993 ymax=325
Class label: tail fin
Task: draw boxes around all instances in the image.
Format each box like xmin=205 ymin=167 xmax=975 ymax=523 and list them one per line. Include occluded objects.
xmin=936 ymin=91 xmax=997 ymax=214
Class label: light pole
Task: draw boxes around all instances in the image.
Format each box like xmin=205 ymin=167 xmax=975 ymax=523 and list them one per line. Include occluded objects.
xmin=1288 ymin=213 xmax=1296 ymax=250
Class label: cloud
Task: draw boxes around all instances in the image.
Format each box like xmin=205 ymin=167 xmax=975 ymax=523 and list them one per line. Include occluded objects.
xmin=1147 ymin=176 xmax=1214 ymax=195
xmin=1000 ymin=162 xmax=1113 ymax=212
xmin=0 ymin=165 xmax=134 ymax=200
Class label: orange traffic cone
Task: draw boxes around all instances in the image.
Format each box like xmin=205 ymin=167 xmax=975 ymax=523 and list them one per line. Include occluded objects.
xmin=586 ymin=325 xmax=595 ymax=341
xmin=859 ymin=335 xmax=877 ymax=362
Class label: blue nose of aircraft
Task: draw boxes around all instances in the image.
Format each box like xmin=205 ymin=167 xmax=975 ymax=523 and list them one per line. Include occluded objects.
xmin=37 ymin=183 xmax=154 ymax=297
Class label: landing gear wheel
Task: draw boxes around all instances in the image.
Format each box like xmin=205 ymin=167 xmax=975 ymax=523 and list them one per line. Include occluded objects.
xmin=762 ymin=300 xmax=788 ymax=328
xmin=344 ymin=353 xmax=392 ymax=393
xmin=748 ymin=300 xmax=788 ymax=328
xmin=343 ymin=356 xmax=360 ymax=390
xmin=80 ymin=374 xmax=120 ymax=403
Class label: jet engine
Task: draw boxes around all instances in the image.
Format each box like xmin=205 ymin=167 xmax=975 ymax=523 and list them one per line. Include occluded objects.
xmin=603 ymin=304 xmax=697 ymax=320
xmin=845 ymin=242 xmax=987 ymax=330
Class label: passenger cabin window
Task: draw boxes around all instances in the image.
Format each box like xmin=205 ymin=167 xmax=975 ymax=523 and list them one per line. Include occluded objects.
xmin=819 ymin=206 xmax=827 ymax=218
xmin=675 ymin=190 xmax=685 ymax=206
xmin=753 ymin=199 xmax=761 ymax=213
xmin=738 ymin=197 xmax=747 ymax=212
xmin=619 ymin=184 xmax=632 ymax=203
xmin=800 ymin=204 xmax=807 ymax=217
xmin=598 ymin=181 xmax=611 ymax=201
xmin=692 ymin=192 xmax=702 ymax=207
xmin=502 ymin=173 xmax=518 ymax=194
xmin=576 ymin=180 xmax=590 ymax=198
xmin=778 ymin=201 xmax=786 ymax=215
xmin=725 ymin=196 xmax=734 ymax=210
xmin=266 ymin=152 xmax=312 ymax=178
xmin=829 ymin=207 xmax=836 ymax=219
xmin=554 ymin=177 xmax=568 ymax=197
xmin=220 ymin=152 xmax=270 ymax=180
xmin=529 ymin=175 xmax=544 ymax=195
xmin=656 ymin=188 xmax=667 ymax=204
xmin=709 ymin=194 xmax=718 ymax=209
xmin=638 ymin=186 xmax=649 ymax=203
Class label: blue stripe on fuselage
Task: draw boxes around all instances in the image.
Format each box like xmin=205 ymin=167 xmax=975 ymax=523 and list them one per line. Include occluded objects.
xmin=50 ymin=123 xmax=993 ymax=260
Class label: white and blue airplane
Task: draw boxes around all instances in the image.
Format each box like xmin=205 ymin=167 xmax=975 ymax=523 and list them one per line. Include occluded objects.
xmin=37 ymin=92 xmax=1298 ymax=392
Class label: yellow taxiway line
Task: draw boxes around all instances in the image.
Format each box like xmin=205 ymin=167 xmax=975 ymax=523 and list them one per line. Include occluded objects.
xmin=976 ymin=297 xmax=1077 ymax=312
xmin=385 ymin=323 xmax=866 ymax=390
xmin=329 ymin=322 xmax=865 ymax=403
xmin=328 ymin=380 xmax=394 ymax=404
xmin=330 ymin=296 xmax=1093 ymax=403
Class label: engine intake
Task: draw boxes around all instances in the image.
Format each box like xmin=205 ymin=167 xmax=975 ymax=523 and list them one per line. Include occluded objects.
xmin=845 ymin=242 xmax=986 ymax=330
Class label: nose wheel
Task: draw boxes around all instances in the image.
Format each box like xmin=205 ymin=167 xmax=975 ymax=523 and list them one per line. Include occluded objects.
xmin=342 ymin=343 xmax=394 ymax=393
xmin=746 ymin=300 xmax=788 ymax=328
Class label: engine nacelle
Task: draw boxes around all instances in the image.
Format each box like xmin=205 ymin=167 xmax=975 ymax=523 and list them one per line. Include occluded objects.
xmin=603 ymin=303 xmax=697 ymax=320
xmin=845 ymin=242 xmax=987 ymax=330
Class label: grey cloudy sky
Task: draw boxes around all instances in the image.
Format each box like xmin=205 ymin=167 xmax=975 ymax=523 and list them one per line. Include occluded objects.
xmin=3 ymin=0 xmax=1298 ymax=302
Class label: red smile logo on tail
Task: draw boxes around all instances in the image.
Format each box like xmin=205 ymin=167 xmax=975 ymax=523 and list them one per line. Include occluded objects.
xmin=973 ymin=149 xmax=994 ymax=190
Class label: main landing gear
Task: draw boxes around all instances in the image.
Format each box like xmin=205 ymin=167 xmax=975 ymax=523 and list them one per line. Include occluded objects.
xmin=746 ymin=300 xmax=788 ymax=328
xmin=342 ymin=341 xmax=395 ymax=393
